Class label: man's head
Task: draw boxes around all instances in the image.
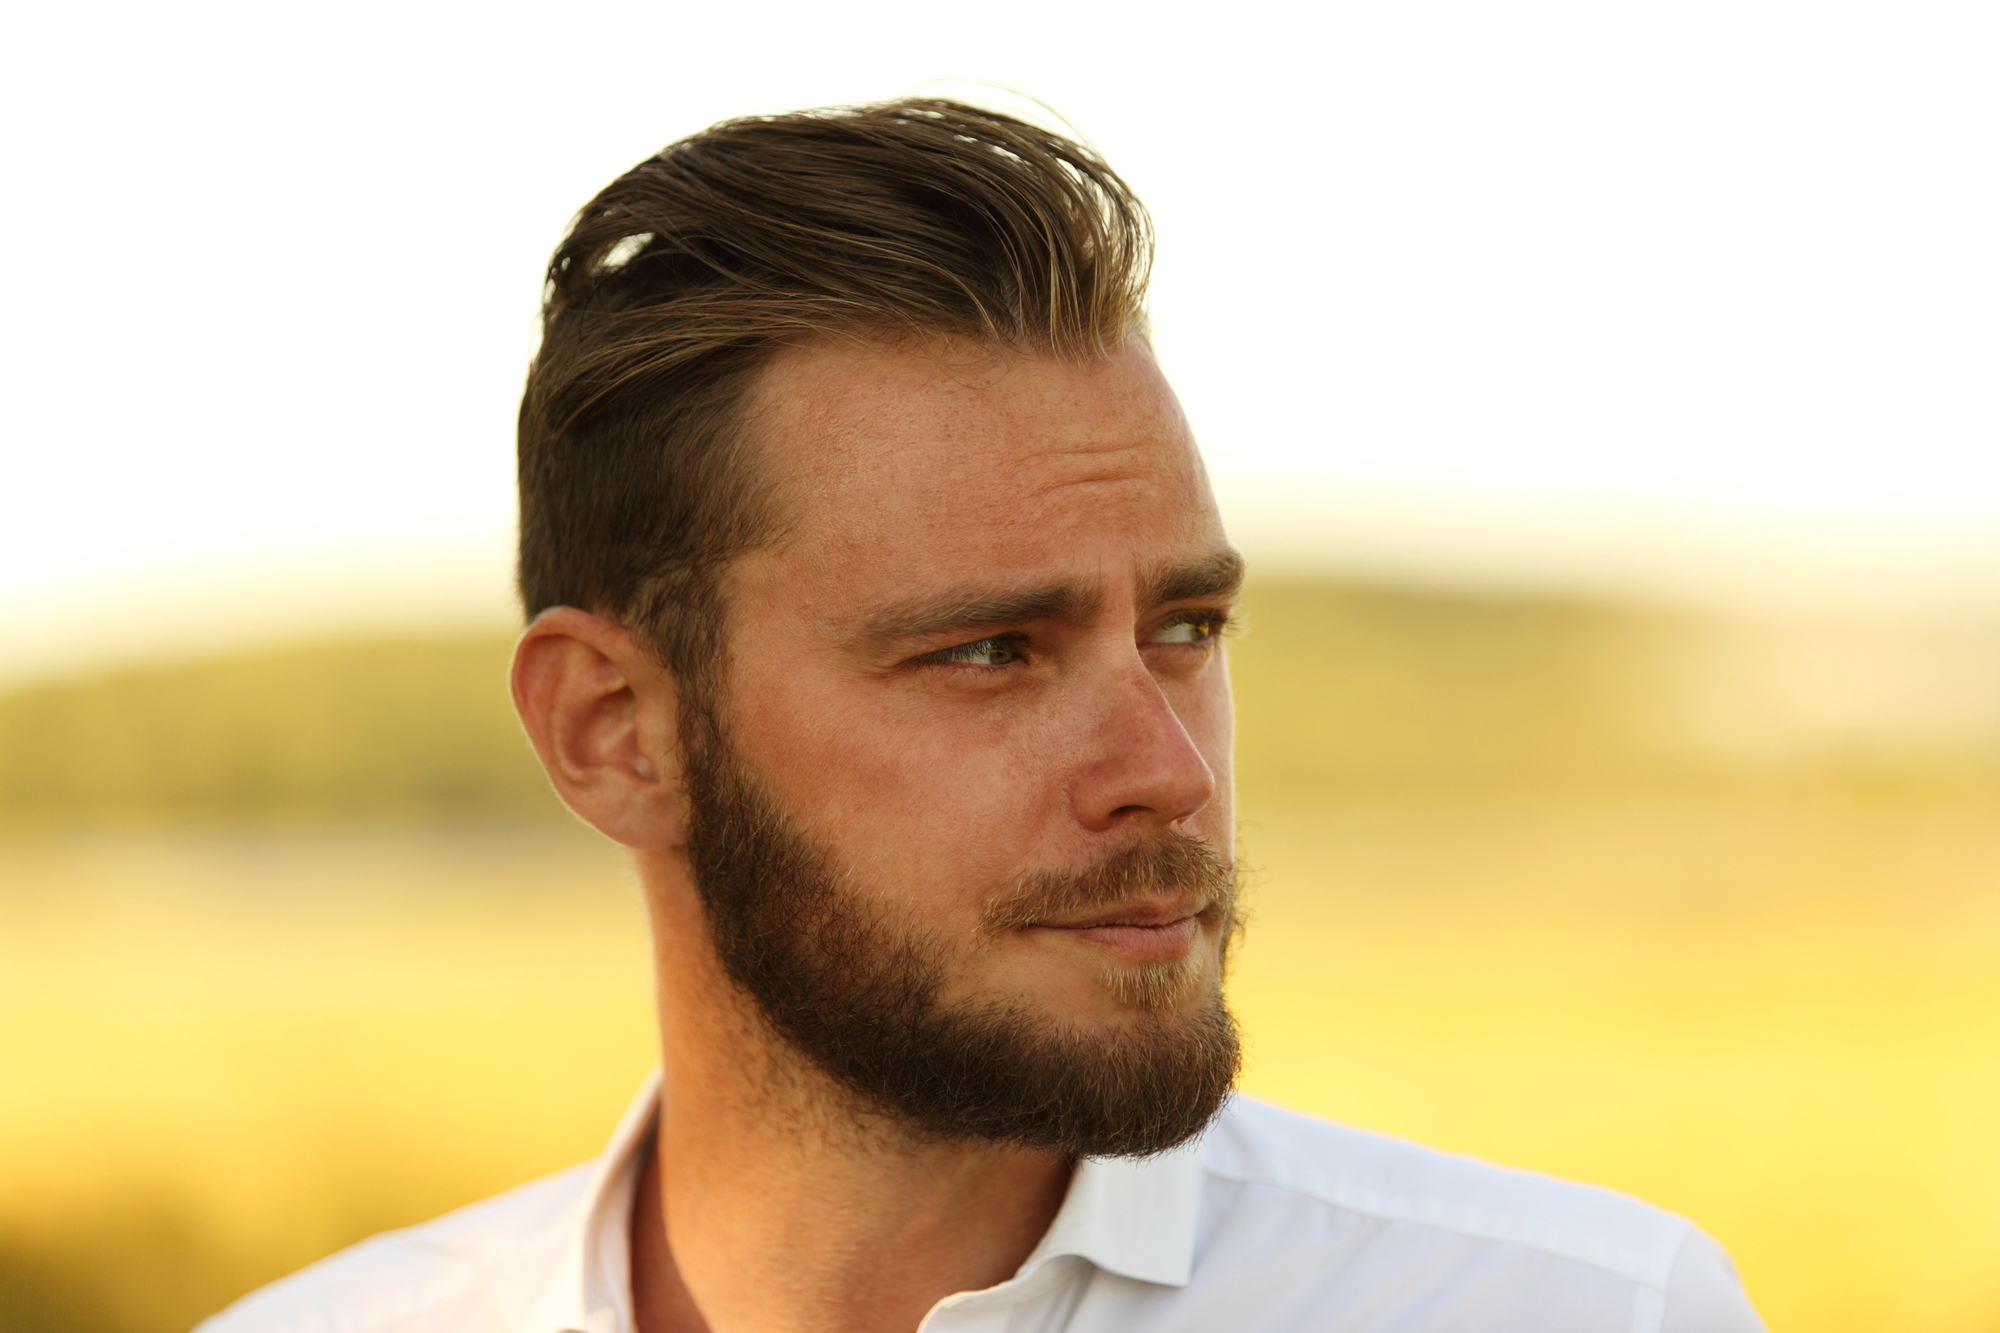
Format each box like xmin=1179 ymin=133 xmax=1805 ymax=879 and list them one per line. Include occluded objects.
xmin=512 ymin=101 xmax=1243 ymax=1158
xmin=517 ymin=99 xmax=1154 ymax=698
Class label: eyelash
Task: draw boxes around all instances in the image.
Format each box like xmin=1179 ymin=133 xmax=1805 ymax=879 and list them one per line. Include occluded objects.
xmin=924 ymin=633 xmax=1027 ymax=668
xmin=917 ymin=612 xmax=1233 ymax=669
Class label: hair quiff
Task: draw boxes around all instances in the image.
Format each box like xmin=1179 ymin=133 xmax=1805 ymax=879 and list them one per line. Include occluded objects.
xmin=517 ymin=97 xmax=1154 ymax=691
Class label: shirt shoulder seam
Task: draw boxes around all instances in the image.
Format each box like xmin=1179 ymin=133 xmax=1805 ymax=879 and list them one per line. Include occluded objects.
xmin=206 ymin=1231 xmax=559 ymax=1333
xmin=1197 ymin=1160 xmax=1689 ymax=1289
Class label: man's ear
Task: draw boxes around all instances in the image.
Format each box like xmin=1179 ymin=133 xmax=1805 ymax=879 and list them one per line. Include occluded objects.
xmin=510 ymin=607 xmax=688 ymax=850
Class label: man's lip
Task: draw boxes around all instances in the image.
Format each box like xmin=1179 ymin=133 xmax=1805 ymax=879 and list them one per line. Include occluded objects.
xmin=1029 ymin=896 xmax=1207 ymax=930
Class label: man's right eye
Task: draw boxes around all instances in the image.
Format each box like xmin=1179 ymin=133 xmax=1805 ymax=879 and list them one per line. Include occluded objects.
xmin=930 ymin=637 xmax=1019 ymax=667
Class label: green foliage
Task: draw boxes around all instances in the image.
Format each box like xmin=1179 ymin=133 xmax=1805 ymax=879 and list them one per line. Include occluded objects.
xmin=0 ymin=636 xmax=562 ymax=825
xmin=1229 ymin=578 xmax=1663 ymax=801
xmin=0 ymin=1207 xmax=253 ymax=1333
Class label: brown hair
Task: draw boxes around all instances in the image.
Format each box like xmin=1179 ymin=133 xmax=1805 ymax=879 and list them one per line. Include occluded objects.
xmin=516 ymin=98 xmax=1153 ymax=693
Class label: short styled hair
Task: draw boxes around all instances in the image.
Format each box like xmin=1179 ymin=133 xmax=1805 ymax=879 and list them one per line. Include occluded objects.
xmin=516 ymin=98 xmax=1153 ymax=692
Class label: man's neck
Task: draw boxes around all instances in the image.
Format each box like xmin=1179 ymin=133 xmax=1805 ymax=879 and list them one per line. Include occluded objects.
xmin=633 ymin=854 xmax=1074 ymax=1333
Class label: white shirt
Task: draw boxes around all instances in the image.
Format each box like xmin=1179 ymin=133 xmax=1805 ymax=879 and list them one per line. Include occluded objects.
xmin=198 ymin=1073 xmax=1762 ymax=1333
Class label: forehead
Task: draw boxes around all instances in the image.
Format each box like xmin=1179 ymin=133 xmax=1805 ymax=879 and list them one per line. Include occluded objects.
xmin=741 ymin=337 xmax=1224 ymax=591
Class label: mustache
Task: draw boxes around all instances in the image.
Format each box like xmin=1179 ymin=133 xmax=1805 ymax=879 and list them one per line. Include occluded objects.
xmin=980 ymin=829 xmax=1238 ymax=933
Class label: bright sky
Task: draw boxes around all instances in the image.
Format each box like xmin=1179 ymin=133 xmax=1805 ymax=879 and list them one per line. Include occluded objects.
xmin=5 ymin=0 xmax=1997 ymax=678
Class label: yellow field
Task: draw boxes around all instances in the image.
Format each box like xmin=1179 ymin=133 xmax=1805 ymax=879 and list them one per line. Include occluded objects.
xmin=6 ymin=797 xmax=1999 ymax=1332
xmin=1231 ymin=796 xmax=2000 ymax=1332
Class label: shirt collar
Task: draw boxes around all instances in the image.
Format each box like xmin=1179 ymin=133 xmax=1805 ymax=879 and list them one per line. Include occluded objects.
xmin=526 ymin=1071 xmax=1208 ymax=1332
xmin=525 ymin=1069 xmax=662 ymax=1333
xmin=1018 ymin=1131 xmax=1206 ymax=1289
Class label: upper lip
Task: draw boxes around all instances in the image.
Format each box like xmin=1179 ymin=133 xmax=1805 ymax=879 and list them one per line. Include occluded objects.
xmin=1036 ymin=895 xmax=1207 ymax=930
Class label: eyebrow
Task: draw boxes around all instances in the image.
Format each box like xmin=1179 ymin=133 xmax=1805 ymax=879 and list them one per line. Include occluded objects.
xmin=1141 ymin=547 xmax=1245 ymax=609
xmin=859 ymin=546 xmax=1245 ymax=648
xmin=862 ymin=585 xmax=1099 ymax=646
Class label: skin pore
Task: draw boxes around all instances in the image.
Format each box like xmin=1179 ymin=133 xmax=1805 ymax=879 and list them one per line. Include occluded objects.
xmin=511 ymin=336 xmax=1240 ymax=1333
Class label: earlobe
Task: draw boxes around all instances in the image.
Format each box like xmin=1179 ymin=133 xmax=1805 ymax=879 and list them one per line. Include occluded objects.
xmin=510 ymin=608 xmax=689 ymax=850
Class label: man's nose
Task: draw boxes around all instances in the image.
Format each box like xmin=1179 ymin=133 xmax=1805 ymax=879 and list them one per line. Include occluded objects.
xmin=1065 ymin=658 xmax=1217 ymax=834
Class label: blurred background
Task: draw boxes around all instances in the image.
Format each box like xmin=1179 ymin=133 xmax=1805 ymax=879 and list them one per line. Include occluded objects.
xmin=3 ymin=3 xmax=1997 ymax=1330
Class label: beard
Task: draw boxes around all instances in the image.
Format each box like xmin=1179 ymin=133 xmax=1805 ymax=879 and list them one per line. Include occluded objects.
xmin=678 ymin=701 xmax=1243 ymax=1158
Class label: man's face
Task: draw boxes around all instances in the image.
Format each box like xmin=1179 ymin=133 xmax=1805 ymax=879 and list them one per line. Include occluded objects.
xmin=688 ymin=336 xmax=1241 ymax=1150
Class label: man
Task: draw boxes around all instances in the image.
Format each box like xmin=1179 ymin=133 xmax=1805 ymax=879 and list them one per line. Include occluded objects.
xmin=201 ymin=98 xmax=1762 ymax=1332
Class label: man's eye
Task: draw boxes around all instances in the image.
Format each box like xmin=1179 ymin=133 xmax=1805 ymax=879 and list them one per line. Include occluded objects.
xmin=1151 ymin=619 xmax=1215 ymax=645
xmin=933 ymin=638 xmax=1019 ymax=666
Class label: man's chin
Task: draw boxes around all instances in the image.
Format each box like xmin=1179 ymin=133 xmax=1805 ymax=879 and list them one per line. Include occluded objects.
xmin=956 ymin=987 xmax=1241 ymax=1157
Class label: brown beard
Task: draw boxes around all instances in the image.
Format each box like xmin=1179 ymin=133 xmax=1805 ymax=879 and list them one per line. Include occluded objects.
xmin=679 ymin=701 xmax=1244 ymax=1158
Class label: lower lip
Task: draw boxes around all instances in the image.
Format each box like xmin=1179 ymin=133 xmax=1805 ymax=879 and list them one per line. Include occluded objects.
xmin=1038 ymin=915 xmax=1201 ymax=961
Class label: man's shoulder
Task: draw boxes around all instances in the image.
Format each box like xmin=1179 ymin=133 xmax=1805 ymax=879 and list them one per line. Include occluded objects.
xmin=196 ymin=1162 xmax=596 ymax=1333
xmin=1205 ymin=1095 xmax=1692 ymax=1288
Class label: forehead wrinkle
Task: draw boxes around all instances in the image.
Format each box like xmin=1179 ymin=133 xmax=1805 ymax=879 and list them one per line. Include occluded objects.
xmin=1014 ymin=433 xmax=1160 ymax=462
xmin=1014 ymin=439 xmax=1160 ymax=487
